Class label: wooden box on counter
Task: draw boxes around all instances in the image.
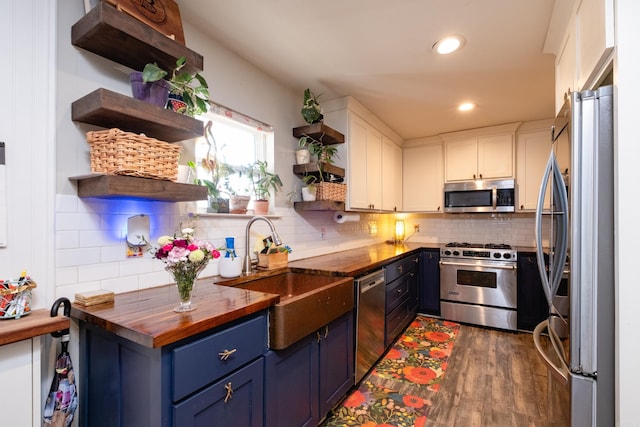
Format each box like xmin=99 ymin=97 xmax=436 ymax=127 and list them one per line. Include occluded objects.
xmin=258 ymin=252 xmax=288 ymax=270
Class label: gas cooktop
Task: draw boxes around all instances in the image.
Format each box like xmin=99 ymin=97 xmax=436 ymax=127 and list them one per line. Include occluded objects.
xmin=441 ymin=242 xmax=517 ymax=262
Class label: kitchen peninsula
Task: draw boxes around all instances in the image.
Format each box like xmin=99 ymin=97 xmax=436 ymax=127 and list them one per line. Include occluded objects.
xmin=70 ymin=242 xmax=438 ymax=426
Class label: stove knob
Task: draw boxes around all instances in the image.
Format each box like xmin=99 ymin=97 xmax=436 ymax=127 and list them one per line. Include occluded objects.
xmin=444 ymin=250 xmax=452 ymax=256
xmin=493 ymin=253 xmax=502 ymax=259
xmin=503 ymin=253 xmax=512 ymax=259
xmin=453 ymin=250 xmax=460 ymax=256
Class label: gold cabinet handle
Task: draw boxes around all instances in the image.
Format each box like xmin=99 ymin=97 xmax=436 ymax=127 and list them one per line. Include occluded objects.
xmin=224 ymin=382 xmax=233 ymax=403
xmin=218 ymin=348 xmax=237 ymax=360
xmin=324 ymin=325 xmax=329 ymax=339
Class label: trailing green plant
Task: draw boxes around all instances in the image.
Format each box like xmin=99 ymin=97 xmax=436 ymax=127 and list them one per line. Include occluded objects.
xmin=301 ymin=88 xmax=323 ymax=124
xmin=142 ymin=56 xmax=210 ymax=117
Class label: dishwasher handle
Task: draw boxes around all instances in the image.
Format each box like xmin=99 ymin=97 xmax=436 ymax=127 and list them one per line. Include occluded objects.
xmin=357 ymin=271 xmax=385 ymax=293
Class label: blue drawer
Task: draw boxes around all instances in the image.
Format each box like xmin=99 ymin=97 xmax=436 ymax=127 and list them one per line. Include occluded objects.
xmin=172 ymin=313 xmax=267 ymax=402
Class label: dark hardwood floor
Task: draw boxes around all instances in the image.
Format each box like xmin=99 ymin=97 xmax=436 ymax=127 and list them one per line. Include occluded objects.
xmin=426 ymin=323 xmax=567 ymax=427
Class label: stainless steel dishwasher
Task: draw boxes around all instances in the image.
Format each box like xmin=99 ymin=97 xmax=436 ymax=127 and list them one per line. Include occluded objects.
xmin=355 ymin=269 xmax=386 ymax=383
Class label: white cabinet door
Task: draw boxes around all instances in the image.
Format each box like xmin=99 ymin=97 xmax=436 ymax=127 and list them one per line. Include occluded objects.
xmin=0 ymin=340 xmax=37 ymax=426
xmin=478 ymin=134 xmax=514 ymax=179
xmin=366 ymin=126 xmax=382 ymax=210
xmin=403 ymin=142 xmax=443 ymax=212
xmin=555 ymin=20 xmax=577 ymax=114
xmin=348 ymin=115 xmax=369 ymax=209
xmin=516 ymin=130 xmax=551 ymax=211
xmin=576 ymin=0 xmax=614 ymax=90
xmin=445 ymin=134 xmax=514 ymax=182
xmin=382 ymin=136 xmax=402 ymax=211
xmin=444 ymin=138 xmax=477 ymax=182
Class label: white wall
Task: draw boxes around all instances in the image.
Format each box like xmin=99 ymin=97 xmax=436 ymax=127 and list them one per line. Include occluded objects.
xmin=613 ymin=0 xmax=640 ymax=424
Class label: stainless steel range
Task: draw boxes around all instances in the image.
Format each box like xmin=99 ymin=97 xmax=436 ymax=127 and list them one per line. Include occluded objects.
xmin=439 ymin=242 xmax=518 ymax=330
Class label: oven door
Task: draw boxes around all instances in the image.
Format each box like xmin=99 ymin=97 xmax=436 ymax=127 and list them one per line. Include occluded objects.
xmin=440 ymin=259 xmax=517 ymax=308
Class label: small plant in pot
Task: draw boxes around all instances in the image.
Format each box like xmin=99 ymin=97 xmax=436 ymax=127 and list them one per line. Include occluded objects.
xmin=140 ymin=56 xmax=210 ymax=117
xmin=296 ymin=135 xmax=313 ymax=164
xmin=300 ymin=175 xmax=318 ymax=201
xmin=246 ymin=160 xmax=283 ymax=215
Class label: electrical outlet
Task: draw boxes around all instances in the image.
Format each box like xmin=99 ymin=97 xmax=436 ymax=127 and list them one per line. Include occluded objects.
xmin=414 ymin=224 xmax=420 ymax=233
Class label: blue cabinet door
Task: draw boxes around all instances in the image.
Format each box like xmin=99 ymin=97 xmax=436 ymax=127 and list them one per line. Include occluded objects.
xmin=319 ymin=311 xmax=354 ymax=417
xmin=264 ymin=336 xmax=319 ymax=427
xmin=173 ymin=358 xmax=264 ymax=426
xmin=419 ymin=249 xmax=440 ymax=315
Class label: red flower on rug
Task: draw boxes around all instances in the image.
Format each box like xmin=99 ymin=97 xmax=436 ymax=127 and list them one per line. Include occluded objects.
xmin=415 ymin=415 xmax=427 ymax=427
xmin=403 ymin=366 xmax=437 ymax=384
xmin=386 ymin=348 xmax=402 ymax=359
xmin=425 ymin=331 xmax=451 ymax=342
xmin=429 ymin=348 xmax=447 ymax=358
xmin=403 ymin=394 xmax=426 ymax=408
xmin=343 ymin=390 xmax=366 ymax=408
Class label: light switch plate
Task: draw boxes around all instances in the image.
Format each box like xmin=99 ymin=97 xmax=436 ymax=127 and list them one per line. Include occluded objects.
xmin=0 ymin=142 xmax=6 ymax=247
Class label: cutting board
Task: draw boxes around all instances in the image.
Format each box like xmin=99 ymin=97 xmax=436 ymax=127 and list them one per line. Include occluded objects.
xmin=103 ymin=0 xmax=185 ymax=44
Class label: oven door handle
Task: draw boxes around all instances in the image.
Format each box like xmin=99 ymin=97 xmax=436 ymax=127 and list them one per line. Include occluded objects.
xmin=439 ymin=260 xmax=516 ymax=270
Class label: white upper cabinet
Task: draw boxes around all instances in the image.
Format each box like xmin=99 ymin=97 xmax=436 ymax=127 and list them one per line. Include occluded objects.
xmin=442 ymin=123 xmax=519 ymax=183
xmin=516 ymin=121 xmax=553 ymax=211
xmin=551 ymin=0 xmax=614 ymax=113
xmin=323 ymin=96 xmax=404 ymax=211
xmin=382 ymin=136 xmax=402 ymax=212
xmin=403 ymin=139 xmax=443 ymax=212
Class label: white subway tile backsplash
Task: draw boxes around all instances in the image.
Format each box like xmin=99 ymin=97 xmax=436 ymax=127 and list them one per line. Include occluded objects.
xmin=57 ymin=247 xmax=101 ymax=268
xmin=78 ymin=261 xmax=121 ymax=282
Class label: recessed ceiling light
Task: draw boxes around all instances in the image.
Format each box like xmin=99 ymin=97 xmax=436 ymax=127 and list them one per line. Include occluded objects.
xmin=432 ymin=35 xmax=466 ymax=55
xmin=458 ymin=102 xmax=475 ymax=111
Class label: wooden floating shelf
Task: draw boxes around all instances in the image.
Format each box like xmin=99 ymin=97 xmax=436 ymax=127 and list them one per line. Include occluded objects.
xmin=292 ymin=123 xmax=345 ymax=145
xmin=72 ymin=89 xmax=204 ymax=142
xmin=293 ymin=162 xmax=345 ymax=178
xmin=72 ymin=1 xmax=203 ymax=74
xmin=70 ymin=175 xmax=208 ymax=202
xmin=293 ymin=201 xmax=346 ymax=211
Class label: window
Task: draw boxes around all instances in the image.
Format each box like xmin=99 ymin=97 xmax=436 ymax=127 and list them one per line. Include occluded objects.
xmin=193 ymin=104 xmax=274 ymax=211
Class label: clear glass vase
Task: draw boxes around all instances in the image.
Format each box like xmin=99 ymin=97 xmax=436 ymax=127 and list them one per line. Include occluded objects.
xmin=167 ymin=264 xmax=206 ymax=312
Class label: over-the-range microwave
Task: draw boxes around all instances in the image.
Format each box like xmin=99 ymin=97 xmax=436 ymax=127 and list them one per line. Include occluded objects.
xmin=443 ymin=179 xmax=516 ymax=213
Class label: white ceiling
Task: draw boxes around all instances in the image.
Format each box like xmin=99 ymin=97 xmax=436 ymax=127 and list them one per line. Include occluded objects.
xmin=179 ymin=0 xmax=564 ymax=141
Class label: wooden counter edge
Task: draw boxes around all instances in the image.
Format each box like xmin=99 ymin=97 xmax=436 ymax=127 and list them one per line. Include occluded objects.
xmin=0 ymin=309 xmax=70 ymax=346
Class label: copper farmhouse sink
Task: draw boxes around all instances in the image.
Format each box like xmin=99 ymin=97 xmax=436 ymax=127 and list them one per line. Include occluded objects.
xmin=220 ymin=272 xmax=354 ymax=349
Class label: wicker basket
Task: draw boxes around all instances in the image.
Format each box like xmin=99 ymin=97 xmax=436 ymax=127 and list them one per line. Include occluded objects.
xmin=0 ymin=279 xmax=36 ymax=319
xmin=86 ymin=128 xmax=182 ymax=181
xmin=316 ymin=182 xmax=347 ymax=202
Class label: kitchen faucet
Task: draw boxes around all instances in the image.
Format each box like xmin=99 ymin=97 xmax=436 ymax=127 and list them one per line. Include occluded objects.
xmin=245 ymin=216 xmax=282 ymax=274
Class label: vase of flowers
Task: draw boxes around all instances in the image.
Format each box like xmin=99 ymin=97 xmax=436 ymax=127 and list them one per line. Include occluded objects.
xmin=148 ymin=228 xmax=220 ymax=312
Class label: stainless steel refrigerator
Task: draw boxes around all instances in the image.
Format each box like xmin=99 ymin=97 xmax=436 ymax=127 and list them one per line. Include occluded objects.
xmin=533 ymin=85 xmax=614 ymax=426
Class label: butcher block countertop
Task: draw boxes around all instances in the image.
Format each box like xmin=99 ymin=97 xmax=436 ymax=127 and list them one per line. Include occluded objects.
xmin=287 ymin=242 xmax=439 ymax=277
xmin=71 ymin=281 xmax=279 ymax=348
xmin=70 ymin=242 xmax=440 ymax=349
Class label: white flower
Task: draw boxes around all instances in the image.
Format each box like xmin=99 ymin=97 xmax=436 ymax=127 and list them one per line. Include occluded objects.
xmin=188 ymin=249 xmax=205 ymax=263
xmin=158 ymin=235 xmax=173 ymax=245
xmin=182 ymin=227 xmax=194 ymax=236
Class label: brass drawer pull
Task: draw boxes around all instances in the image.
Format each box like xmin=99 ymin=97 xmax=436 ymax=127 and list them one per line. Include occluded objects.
xmin=224 ymin=382 xmax=233 ymax=403
xmin=218 ymin=348 xmax=237 ymax=360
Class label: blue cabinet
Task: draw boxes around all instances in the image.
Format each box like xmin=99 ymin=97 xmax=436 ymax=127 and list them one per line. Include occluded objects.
xmin=419 ymin=249 xmax=440 ymax=315
xmin=78 ymin=311 xmax=267 ymax=426
xmin=264 ymin=311 xmax=354 ymax=427
xmin=385 ymin=254 xmax=420 ymax=346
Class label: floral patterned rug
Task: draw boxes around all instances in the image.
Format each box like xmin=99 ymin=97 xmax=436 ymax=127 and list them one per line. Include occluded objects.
xmin=322 ymin=316 xmax=460 ymax=427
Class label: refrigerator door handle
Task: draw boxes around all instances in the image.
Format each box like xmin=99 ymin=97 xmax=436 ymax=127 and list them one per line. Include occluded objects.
xmin=533 ymin=319 xmax=569 ymax=385
xmin=535 ymin=151 xmax=569 ymax=306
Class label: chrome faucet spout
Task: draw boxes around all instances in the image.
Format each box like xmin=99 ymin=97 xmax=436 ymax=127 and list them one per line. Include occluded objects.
xmin=245 ymin=216 xmax=282 ymax=274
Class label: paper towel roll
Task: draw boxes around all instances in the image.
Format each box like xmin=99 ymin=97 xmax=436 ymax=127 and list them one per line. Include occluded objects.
xmin=333 ymin=211 xmax=361 ymax=223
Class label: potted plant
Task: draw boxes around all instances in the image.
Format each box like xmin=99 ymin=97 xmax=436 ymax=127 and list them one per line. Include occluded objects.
xmin=246 ymin=160 xmax=283 ymax=215
xmin=300 ymin=175 xmax=318 ymax=201
xmin=221 ymin=166 xmax=252 ymax=214
xmin=296 ymin=135 xmax=312 ymax=164
xmin=301 ymin=88 xmax=323 ymax=124
xmin=140 ymin=56 xmax=210 ymax=117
